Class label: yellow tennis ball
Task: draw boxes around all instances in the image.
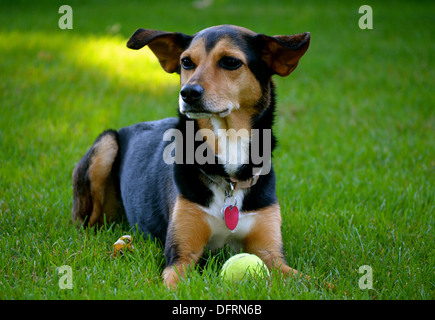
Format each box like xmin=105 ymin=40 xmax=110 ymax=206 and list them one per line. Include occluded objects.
xmin=220 ymin=253 xmax=270 ymax=283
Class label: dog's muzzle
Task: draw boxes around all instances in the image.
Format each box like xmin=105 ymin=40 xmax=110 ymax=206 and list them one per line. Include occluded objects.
xmin=179 ymin=84 xmax=232 ymax=119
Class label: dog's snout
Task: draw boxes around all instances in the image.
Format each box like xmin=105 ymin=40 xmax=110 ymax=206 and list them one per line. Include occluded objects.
xmin=180 ymin=84 xmax=204 ymax=104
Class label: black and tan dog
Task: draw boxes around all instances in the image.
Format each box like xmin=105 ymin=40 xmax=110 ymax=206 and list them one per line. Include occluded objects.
xmin=72 ymin=25 xmax=310 ymax=288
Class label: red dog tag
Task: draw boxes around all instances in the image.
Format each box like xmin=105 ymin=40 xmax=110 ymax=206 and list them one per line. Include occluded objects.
xmin=224 ymin=205 xmax=239 ymax=231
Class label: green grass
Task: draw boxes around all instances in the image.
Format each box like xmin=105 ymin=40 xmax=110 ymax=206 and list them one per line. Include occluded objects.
xmin=0 ymin=0 xmax=434 ymax=300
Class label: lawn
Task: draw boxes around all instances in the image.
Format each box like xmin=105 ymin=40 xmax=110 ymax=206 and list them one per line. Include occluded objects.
xmin=0 ymin=0 xmax=434 ymax=300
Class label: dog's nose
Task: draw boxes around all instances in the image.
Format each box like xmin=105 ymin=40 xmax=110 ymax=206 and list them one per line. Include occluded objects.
xmin=180 ymin=84 xmax=204 ymax=104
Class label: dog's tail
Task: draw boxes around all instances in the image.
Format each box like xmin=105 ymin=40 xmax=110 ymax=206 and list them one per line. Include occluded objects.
xmin=72 ymin=129 xmax=123 ymax=228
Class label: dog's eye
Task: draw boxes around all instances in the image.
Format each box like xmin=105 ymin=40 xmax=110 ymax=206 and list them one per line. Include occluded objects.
xmin=219 ymin=57 xmax=242 ymax=70
xmin=181 ymin=57 xmax=195 ymax=70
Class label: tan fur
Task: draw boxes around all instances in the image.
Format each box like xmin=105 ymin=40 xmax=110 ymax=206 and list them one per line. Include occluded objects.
xmin=243 ymin=203 xmax=298 ymax=276
xmin=88 ymin=135 xmax=120 ymax=226
xmin=181 ymin=37 xmax=262 ymax=117
xmin=162 ymin=196 xmax=211 ymax=288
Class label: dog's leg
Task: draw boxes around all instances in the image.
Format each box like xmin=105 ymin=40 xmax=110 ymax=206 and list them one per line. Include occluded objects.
xmin=72 ymin=130 xmax=122 ymax=228
xmin=162 ymin=196 xmax=211 ymax=288
xmin=242 ymin=203 xmax=299 ymax=277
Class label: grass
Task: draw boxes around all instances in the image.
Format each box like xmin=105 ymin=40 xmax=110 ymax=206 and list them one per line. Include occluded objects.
xmin=0 ymin=0 xmax=434 ymax=300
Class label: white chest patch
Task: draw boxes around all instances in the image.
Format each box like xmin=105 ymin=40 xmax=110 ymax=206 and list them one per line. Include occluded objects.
xmin=199 ymin=184 xmax=257 ymax=252
xmin=211 ymin=117 xmax=250 ymax=176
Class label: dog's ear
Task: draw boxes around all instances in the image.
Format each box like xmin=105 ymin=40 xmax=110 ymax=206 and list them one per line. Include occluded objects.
xmin=257 ymin=32 xmax=310 ymax=77
xmin=127 ymin=28 xmax=193 ymax=73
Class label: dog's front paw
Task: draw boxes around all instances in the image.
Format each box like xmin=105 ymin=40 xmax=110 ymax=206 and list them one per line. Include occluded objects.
xmin=162 ymin=266 xmax=181 ymax=289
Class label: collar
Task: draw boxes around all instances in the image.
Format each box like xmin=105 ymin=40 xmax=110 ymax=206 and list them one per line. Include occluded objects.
xmin=227 ymin=173 xmax=260 ymax=190
xmin=199 ymin=167 xmax=262 ymax=191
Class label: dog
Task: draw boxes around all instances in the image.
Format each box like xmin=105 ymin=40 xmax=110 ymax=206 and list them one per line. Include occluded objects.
xmin=72 ymin=25 xmax=310 ymax=288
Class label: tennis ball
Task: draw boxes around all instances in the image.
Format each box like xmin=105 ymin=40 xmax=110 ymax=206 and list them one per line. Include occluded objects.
xmin=220 ymin=253 xmax=270 ymax=283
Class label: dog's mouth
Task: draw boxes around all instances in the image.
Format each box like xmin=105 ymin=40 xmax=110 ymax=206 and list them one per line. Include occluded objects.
xmin=182 ymin=108 xmax=230 ymax=119
xmin=179 ymin=94 xmax=234 ymax=119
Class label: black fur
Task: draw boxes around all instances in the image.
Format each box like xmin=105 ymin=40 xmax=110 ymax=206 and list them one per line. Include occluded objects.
xmin=117 ymin=119 xmax=178 ymax=242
